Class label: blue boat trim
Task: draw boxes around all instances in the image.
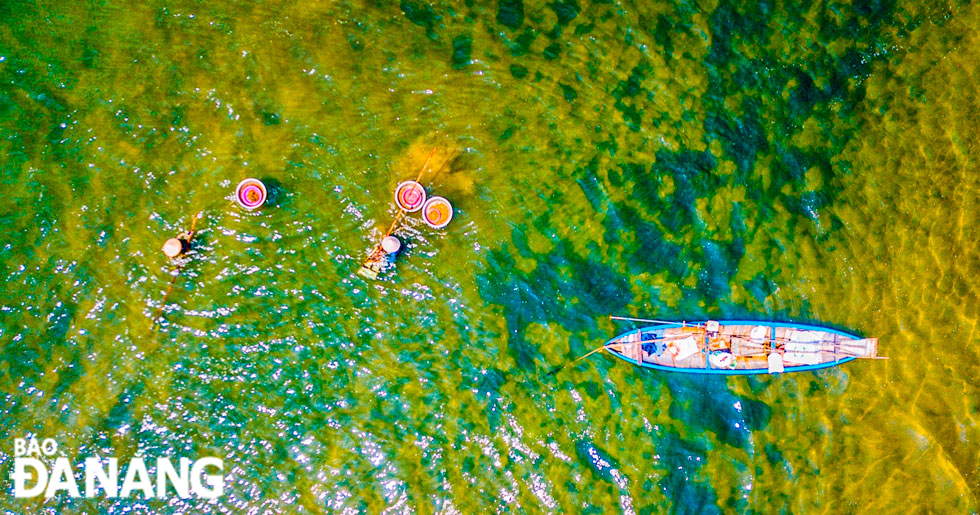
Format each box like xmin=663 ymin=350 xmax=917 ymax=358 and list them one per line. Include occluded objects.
xmin=604 ymin=320 xmax=863 ymax=375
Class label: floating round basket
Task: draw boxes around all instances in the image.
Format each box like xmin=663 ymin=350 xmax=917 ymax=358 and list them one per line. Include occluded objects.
xmin=395 ymin=181 xmax=426 ymax=212
xmin=422 ymin=196 xmax=453 ymax=229
xmin=235 ymin=178 xmax=267 ymax=210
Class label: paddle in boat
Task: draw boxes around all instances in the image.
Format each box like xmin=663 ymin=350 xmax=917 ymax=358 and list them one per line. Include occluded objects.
xmin=603 ymin=317 xmax=881 ymax=375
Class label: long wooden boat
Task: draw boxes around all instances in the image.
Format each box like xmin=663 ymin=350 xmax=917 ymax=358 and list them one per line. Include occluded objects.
xmin=604 ymin=320 xmax=879 ymax=375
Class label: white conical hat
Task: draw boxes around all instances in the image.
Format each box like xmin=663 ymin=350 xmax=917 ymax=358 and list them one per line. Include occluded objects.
xmin=381 ymin=236 xmax=401 ymax=254
xmin=162 ymin=238 xmax=183 ymax=258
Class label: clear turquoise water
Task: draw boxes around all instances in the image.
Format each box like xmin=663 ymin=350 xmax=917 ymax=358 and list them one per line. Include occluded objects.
xmin=1 ymin=0 xmax=978 ymax=512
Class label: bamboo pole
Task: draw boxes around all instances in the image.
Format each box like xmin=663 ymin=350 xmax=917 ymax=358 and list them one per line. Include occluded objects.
xmin=738 ymin=340 xmax=874 ymax=352
xmin=609 ymin=315 xmax=702 ymax=327
xmin=738 ymin=345 xmax=878 ymax=358
xmin=546 ymin=342 xmax=612 ymax=377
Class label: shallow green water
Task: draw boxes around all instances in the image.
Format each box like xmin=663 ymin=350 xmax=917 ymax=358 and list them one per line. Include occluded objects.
xmin=1 ymin=0 xmax=978 ymax=512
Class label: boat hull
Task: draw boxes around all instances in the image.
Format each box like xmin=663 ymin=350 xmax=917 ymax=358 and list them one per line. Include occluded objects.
xmin=604 ymin=320 xmax=875 ymax=375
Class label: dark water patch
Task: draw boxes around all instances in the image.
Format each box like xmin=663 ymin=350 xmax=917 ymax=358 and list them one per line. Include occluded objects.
xmin=772 ymin=146 xmax=810 ymax=188
xmin=497 ymin=0 xmax=524 ymax=29
xmin=693 ymin=0 xmax=909 ymax=248
xmin=664 ymin=376 xmax=767 ymax=449
xmin=104 ymin=381 xmax=143 ymax=432
xmin=653 ymin=15 xmax=675 ymax=62
xmin=549 ymin=1 xmax=579 ymax=26
xmin=789 ymin=190 xmax=830 ymax=223
xmin=612 ymin=64 xmax=647 ymax=100
xmin=545 ymin=21 xmax=562 ymax=41
xmin=764 ymin=443 xmax=786 ymax=468
xmin=0 ymin=396 xmax=29 ymax=442
xmin=469 ymin=367 xmax=506 ymax=430
xmin=611 ymin=63 xmax=651 ymax=132
xmin=479 ymin=230 xmax=632 ymax=368
xmin=695 ymin=239 xmax=734 ymax=298
xmin=560 ymin=83 xmax=577 ymax=102
xmin=574 ymin=21 xmax=593 ymax=35
xmin=650 ymin=429 xmax=721 ymax=515
xmin=578 ymin=379 xmax=601 ymax=400
xmin=0 ymin=91 xmax=15 ymax=121
xmin=261 ymin=110 xmax=281 ymax=126
xmin=616 ymin=203 xmax=687 ymax=279
xmin=348 ymin=33 xmax=364 ymax=51
xmin=744 ymin=272 xmax=777 ymax=305
xmin=727 ymin=212 xmax=748 ymax=267
xmin=608 ymin=162 xmax=637 ymax=189
xmin=259 ymin=177 xmax=286 ymax=207
xmin=575 ymin=163 xmax=604 ymax=213
xmin=596 ymin=132 xmax=617 ymax=156
xmin=729 ymin=202 xmax=747 ymax=236
xmin=853 ymin=0 xmax=899 ymax=26
xmin=1 ymin=259 xmax=99 ymax=415
xmin=577 ymin=253 xmax=632 ymax=313
xmin=478 ymin=248 xmax=548 ymax=368
xmin=703 ymin=107 xmax=768 ymax=178
xmin=48 ymin=352 xmax=85 ymax=409
xmin=509 ymin=224 xmax=532 ymax=258
xmin=706 ymin=2 xmax=769 ymax=63
xmin=567 ymin=146 xmax=770 ymax=313
xmin=788 ymin=67 xmax=821 ymax=115
xmin=654 ymin=150 xmax=720 ymax=232
xmin=451 ymin=34 xmax=473 ymax=68
xmin=509 ymin=28 xmax=536 ymax=56
xmin=542 ymin=41 xmax=561 ymax=60
xmin=401 ymin=1 xmax=441 ymax=40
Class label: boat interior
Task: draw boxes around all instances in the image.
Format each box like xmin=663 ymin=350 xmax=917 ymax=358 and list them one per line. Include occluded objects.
xmin=608 ymin=322 xmax=878 ymax=372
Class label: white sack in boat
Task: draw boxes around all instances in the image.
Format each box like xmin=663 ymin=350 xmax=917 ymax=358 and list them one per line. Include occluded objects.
xmin=784 ymin=330 xmax=822 ymax=365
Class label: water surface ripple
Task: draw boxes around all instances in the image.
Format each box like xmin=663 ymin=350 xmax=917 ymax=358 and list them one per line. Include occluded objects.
xmin=1 ymin=0 xmax=978 ymax=513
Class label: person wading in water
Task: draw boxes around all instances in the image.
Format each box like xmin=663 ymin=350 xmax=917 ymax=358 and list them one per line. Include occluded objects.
xmin=161 ymin=230 xmax=194 ymax=258
xmin=154 ymin=214 xmax=201 ymax=325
